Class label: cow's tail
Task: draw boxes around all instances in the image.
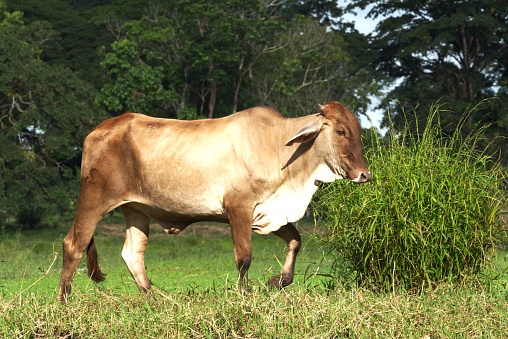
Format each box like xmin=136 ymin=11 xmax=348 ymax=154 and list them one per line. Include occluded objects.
xmin=86 ymin=237 xmax=106 ymax=283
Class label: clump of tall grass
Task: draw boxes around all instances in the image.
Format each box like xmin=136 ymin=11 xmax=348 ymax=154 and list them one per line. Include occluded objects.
xmin=314 ymin=102 xmax=507 ymax=292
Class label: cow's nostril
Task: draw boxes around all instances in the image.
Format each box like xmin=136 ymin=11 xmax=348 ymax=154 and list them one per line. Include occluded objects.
xmin=361 ymin=171 xmax=372 ymax=181
xmin=353 ymin=171 xmax=371 ymax=183
xmin=362 ymin=171 xmax=372 ymax=182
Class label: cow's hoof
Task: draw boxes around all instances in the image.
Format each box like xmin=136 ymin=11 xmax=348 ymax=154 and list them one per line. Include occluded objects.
xmin=266 ymin=275 xmax=291 ymax=289
xmin=57 ymin=295 xmax=69 ymax=303
xmin=238 ymin=286 xmax=252 ymax=295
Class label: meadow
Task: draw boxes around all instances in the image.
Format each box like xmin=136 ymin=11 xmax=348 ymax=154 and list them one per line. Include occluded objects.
xmin=1 ymin=216 xmax=507 ymax=338
xmin=2 ymin=104 xmax=508 ymax=338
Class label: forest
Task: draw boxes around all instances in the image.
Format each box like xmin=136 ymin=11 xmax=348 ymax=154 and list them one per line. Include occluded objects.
xmin=0 ymin=0 xmax=507 ymax=228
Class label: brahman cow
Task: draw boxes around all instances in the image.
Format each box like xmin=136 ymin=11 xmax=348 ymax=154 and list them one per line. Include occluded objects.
xmin=58 ymin=101 xmax=371 ymax=301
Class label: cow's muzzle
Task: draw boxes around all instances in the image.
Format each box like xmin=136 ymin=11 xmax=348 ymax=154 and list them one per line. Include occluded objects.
xmin=351 ymin=171 xmax=372 ymax=183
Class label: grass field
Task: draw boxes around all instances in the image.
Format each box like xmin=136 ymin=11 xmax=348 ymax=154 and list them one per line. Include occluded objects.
xmin=1 ymin=217 xmax=508 ymax=338
xmin=1 ymin=216 xmax=333 ymax=297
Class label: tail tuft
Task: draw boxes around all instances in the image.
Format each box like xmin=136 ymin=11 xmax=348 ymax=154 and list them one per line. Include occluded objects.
xmin=86 ymin=237 xmax=106 ymax=283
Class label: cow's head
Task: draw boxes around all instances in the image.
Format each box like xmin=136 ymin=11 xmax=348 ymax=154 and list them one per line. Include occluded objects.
xmin=285 ymin=101 xmax=371 ymax=183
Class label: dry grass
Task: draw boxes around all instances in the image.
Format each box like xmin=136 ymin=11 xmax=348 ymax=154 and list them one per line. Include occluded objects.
xmin=1 ymin=282 xmax=507 ymax=338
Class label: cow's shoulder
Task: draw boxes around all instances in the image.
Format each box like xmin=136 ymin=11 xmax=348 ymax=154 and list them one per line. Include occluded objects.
xmin=93 ymin=112 xmax=144 ymax=131
xmin=83 ymin=113 xmax=147 ymax=151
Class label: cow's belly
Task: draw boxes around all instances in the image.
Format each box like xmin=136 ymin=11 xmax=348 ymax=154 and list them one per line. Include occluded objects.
xmin=131 ymin=183 xmax=227 ymax=221
xmin=130 ymin=174 xmax=318 ymax=235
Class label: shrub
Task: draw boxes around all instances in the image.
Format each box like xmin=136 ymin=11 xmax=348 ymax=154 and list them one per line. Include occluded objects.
xmin=314 ymin=102 xmax=507 ymax=291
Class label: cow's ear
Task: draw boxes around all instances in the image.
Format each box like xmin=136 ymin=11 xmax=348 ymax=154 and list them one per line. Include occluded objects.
xmin=285 ymin=120 xmax=323 ymax=146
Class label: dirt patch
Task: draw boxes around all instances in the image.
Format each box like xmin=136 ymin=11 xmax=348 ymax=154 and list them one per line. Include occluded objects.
xmin=185 ymin=224 xmax=231 ymax=237
xmin=96 ymin=223 xmax=125 ymax=237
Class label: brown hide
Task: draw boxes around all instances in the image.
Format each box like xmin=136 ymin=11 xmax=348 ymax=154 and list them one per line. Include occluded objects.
xmin=58 ymin=101 xmax=371 ymax=301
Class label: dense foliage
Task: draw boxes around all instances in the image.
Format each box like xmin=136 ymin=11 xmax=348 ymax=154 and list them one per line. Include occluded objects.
xmin=0 ymin=9 xmax=105 ymax=227
xmin=347 ymin=0 xmax=508 ymax=162
xmin=91 ymin=0 xmax=379 ymax=118
xmin=0 ymin=0 xmax=506 ymax=232
xmin=314 ymin=103 xmax=507 ymax=290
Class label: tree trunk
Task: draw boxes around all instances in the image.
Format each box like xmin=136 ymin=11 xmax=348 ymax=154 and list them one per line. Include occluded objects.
xmin=208 ymin=79 xmax=216 ymax=119
xmin=232 ymin=56 xmax=245 ymax=114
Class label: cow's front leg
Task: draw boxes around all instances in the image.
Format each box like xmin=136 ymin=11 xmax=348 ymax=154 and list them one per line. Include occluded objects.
xmin=227 ymin=206 xmax=253 ymax=294
xmin=120 ymin=206 xmax=151 ymax=293
xmin=267 ymin=223 xmax=301 ymax=288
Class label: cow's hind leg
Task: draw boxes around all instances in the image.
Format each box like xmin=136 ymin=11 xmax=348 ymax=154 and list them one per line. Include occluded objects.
xmin=267 ymin=223 xmax=301 ymax=288
xmin=119 ymin=205 xmax=151 ymax=293
xmin=59 ymin=209 xmax=105 ymax=302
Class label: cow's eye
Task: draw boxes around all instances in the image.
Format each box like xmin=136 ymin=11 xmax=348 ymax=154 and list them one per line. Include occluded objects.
xmin=337 ymin=130 xmax=346 ymax=136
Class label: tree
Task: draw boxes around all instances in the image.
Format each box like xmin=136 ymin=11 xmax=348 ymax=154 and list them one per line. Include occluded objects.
xmin=5 ymin=0 xmax=114 ymax=87
xmin=0 ymin=8 xmax=105 ymax=227
xmin=350 ymin=0 xmax=508 ymax=159
xmin=249 ymin=15 xmax=348 ymax=116
xmin=94 ymin=0 xmax=278 ymax=118
xmin=272 ymin=0 xmax=344 ymax=25
xmin=94 ymin=0 xmax=382 ymax=119
xmin=250 ymin=13 xmax=384 ymax=117
xmin=98 ymin=38 xmax=179 ymax=117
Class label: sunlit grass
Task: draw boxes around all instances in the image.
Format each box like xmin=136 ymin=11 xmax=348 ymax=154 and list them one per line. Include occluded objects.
xmin=1 ymin=216 xmax=507 ymax=337
xmin=314 ymin=101 xmax=507 ymax=291
xmin=1 ymin=275 xmax=507 ymax=338
xmin=0 ymin=219 xmax=332 ymax=298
